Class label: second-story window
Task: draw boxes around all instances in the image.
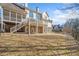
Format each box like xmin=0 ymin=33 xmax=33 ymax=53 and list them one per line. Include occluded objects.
xmin=36 ymin=14 xmax=41 ymax=20
xmin=29 ymin=11 xmax=33 ymax=18
xmin=3 ymin=9 xmax=9 ymax=20
xmin=11 ymin=12 xmax=16 ymax=21
xmin=17 ymin=13 xmax=21 ymax=22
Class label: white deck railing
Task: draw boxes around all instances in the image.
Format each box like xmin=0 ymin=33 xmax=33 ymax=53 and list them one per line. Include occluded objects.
xmin=10 ymin=17 xmax=43 ymax=33
xmin=3 ymin=15 xmax=22 ymax=22
xmin=10 ymin=18 xmax=29 ymax=33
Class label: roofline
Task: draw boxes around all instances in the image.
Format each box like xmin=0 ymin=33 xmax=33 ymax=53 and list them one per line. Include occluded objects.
xmin=26 ymin=7 xmax=42 ymax=15
xmin=13 ymin=3 xmax=42 ymax=15
xmin=12 ymin=3 xmax=25 ymax=10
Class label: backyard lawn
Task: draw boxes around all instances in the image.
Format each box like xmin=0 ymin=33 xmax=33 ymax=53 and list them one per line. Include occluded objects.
xmin=0 ymin=33 xmax=79 ymax=56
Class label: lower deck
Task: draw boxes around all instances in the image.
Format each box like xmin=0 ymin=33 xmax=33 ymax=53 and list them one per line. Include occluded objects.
xmin=0 ymin=21 xmax=44 ymax=34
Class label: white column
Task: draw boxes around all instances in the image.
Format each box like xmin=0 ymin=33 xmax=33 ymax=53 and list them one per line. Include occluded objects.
xmin=35 ymin=13 xmax=38 ymax=33
xmin=0 ymin=7 xmax=4 ymax=32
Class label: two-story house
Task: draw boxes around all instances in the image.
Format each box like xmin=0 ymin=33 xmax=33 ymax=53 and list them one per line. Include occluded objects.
xmin=0 ymin=3 xmax=52 ymax=34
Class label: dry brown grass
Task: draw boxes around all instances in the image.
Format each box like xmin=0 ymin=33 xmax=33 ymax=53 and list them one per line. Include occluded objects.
xmin=0 ymin=33 xmax=79 ymax=56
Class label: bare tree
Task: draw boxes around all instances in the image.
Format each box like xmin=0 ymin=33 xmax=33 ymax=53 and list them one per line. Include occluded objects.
xmin=64 ymin=18 xmax=79 ymax=40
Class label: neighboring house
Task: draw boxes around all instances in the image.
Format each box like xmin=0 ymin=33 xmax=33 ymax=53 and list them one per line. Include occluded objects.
xmin=52 ymin=24 xmax=63 ymax=32
xmin=0 ymin=3 xmax=52 ymax=34
xmin=42 ymin=12 xmax=52 ymax=33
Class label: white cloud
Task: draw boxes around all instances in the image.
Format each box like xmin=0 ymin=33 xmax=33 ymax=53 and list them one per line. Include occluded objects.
xmin=53 ymin=10 xmax=63 ymax=15
xmin=52 ymin=9 xmax=79 ymax=25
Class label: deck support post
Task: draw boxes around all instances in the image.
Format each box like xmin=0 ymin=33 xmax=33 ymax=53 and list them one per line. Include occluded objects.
xmin=43 ymin=21 xmax=44 ymax=33
xmin=28 ymin=18 xmax=30 ymax=35
xmin=35 ymin=13 xmax=38 ymax=34
xmin=46 ymin=20 xmax=48 ymax=33
xmin=36 ymin=19 xmax=38 ymax=34
xmin=15 ymin=12 xmax=17 ymax=32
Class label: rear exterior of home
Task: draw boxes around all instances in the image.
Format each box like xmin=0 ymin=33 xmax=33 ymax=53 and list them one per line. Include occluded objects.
xmin=0 ymin=3 xmax=52 ymax=34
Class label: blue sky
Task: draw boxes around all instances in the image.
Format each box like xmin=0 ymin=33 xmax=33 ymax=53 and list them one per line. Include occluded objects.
xmin=28 ymin=3 xmax=79 ymax=25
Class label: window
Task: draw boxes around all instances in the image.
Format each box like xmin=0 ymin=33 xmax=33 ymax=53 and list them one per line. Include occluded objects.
xmin=3 ymin=9 xmax=9 ymax=20
xmin=36 ymin=14 xmax=41 ymax=20
xmin=23 ymin=15 xmax=26 ymax=19
xmin=17 ymin=13 xmax=21 ymax=22
xmin=11 ymin=12 xmax=16 ymax=21
xmin=29 ymin=12 xmax=33 ymax=17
